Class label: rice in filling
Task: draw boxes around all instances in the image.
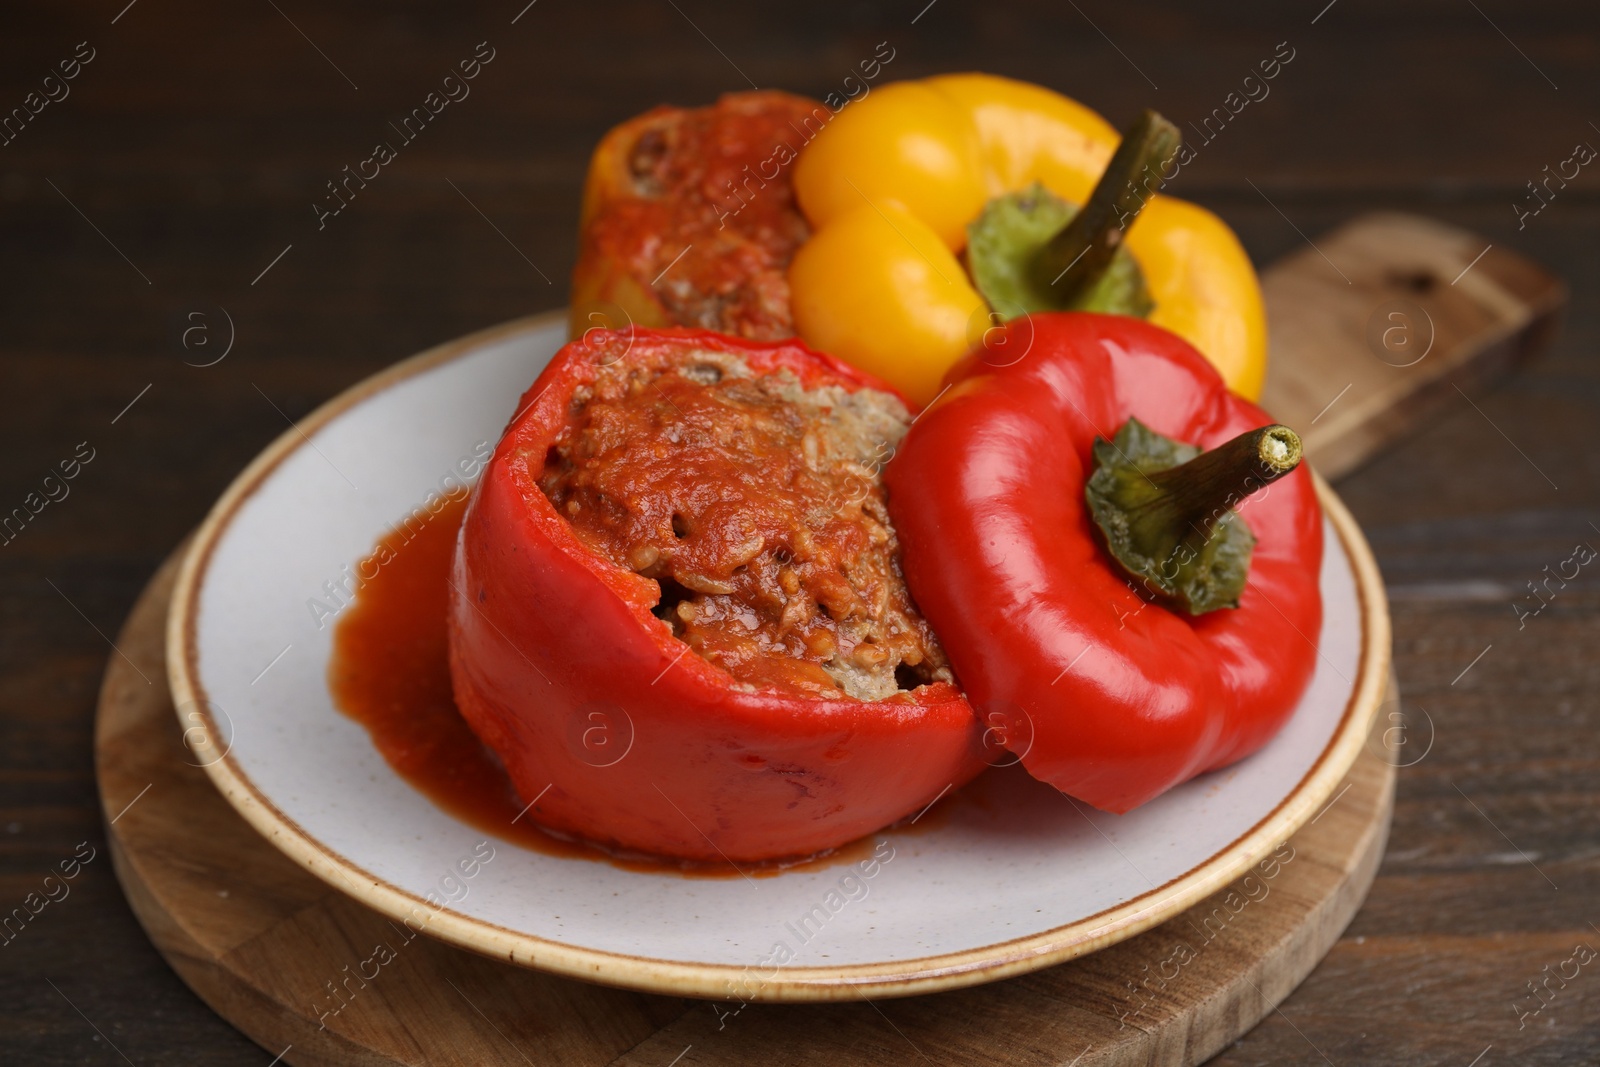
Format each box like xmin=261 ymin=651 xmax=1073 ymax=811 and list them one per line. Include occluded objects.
xmin=539 ymin=349 xmax=953 ymax=701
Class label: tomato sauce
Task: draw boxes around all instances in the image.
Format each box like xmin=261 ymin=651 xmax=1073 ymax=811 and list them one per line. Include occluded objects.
xmin=327 ymin=494 xmax=955 ymax=875
xmin=578 ymin=92 xmax=824 ymax=339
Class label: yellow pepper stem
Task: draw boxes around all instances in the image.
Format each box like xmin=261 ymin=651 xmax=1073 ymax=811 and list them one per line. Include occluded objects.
xmin=1034 ymin=109 xmax=1182 ymax=304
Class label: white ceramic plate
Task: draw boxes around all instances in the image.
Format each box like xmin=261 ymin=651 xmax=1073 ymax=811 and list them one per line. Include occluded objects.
xmin=168 ymin=313 xmax=1390 ymax=1002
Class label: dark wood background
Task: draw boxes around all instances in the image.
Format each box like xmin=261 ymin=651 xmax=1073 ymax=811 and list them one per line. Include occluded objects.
xmin=3 ymin=1 xmax=1597 ymax=1063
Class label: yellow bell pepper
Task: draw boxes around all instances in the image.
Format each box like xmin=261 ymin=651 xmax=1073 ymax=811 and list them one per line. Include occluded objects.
xmin=1130 ymin=197 xmax=1266 ymax=398
xmin=788 ymin=200 xmax=983 ymax=405
xmin=789 ymin=74 xmax=1267 ymax=404
xmin=929 ymin=72 xmax=1117 ymax=204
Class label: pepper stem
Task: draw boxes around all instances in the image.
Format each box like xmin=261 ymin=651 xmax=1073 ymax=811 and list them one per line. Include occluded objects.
xmin=1085 ymin=420 xmax=1303 ymax=615
xmin=1033 ymin=109 xmax=1182 ymax=303
xmin=1130 ymin=424 xmax=1303 ymax=557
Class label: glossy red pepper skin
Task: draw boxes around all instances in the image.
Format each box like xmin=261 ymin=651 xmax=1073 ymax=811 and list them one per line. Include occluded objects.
xmin=447 ymin=327 xmax=984 ymax=864
xmin=884 ymin=313 xmax=1323 ymax=814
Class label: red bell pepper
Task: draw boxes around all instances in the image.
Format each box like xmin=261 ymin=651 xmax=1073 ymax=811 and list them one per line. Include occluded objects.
xmin=448 ymin=327 xmax=984 ymax=864
xmin=884 ymin=312 xmax=1323 ymax=813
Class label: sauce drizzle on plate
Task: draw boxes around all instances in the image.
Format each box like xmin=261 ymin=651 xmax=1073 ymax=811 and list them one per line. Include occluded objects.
xmin=327 ymin=495 xmax=951 ymax=877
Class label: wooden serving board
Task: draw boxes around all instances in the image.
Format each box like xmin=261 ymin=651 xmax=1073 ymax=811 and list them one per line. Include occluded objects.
xmin=1258 ymin=212 xmax=1564 ymax=478
xmin=95 ymin=212 xmax=1557 ymax=1065
xmin=100 ymin=546 xmax=1396 ymax=1067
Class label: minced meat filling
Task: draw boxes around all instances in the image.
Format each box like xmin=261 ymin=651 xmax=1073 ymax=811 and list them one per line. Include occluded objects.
xmin=539 ymin=350 xmax=954 ymax=701
xmin=593 ymin=93 xmax=819 ymax=340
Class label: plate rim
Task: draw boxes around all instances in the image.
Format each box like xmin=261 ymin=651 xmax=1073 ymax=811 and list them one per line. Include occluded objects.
xmin=166 ymin=312 xmax=1392 ymax=1003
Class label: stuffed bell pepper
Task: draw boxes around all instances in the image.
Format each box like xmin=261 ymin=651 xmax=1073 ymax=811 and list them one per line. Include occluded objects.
xmin=447 ymin=328 xmax=985 ymax=863
xmin=569 ymin=90 xmax=825 ymax=341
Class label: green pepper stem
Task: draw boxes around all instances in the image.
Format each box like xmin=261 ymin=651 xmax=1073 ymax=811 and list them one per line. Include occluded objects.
xmin=1033 ymin=109 xmax=1181 ymax=303
xmin=1123 ymin=424 xmax=1303 ymax=558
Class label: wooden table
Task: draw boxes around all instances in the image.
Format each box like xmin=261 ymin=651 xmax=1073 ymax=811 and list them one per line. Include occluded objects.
xmin=3 ymin=2 xmax=1596 ymax=1063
